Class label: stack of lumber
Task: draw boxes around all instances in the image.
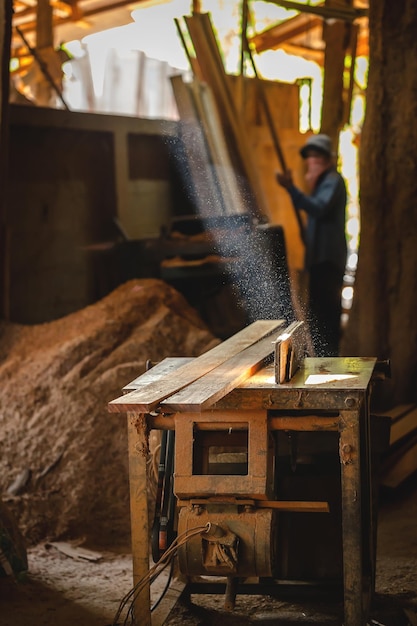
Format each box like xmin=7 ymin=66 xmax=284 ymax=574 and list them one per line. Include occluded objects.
xmin=170 ymin=75 xmax=247 ymax=218
xmin=173 ymin=11 xmax=271 ymax=221
xmin=378 ymin=404 xmax=417 ymax=490
xmin=109 ymin=319 xmax=284 ymax=414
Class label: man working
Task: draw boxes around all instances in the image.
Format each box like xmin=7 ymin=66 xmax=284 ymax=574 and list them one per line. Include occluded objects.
xmin=276 ymin=133 xmax=347 ymax=356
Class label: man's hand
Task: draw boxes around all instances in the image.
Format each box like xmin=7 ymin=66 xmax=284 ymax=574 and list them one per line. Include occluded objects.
xmin=276 ymin=169 xmax=293 ymax=189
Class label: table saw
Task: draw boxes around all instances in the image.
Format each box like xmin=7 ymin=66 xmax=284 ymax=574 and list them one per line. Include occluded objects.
xmin=108 ymin=320 xmax=389 ymax=626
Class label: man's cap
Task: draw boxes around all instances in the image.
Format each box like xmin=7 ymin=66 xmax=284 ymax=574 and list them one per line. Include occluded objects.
xmin=300 ymin=134 xmax=333 ymax=159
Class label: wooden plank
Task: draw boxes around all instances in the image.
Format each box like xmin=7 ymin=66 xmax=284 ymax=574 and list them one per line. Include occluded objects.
xmin=108 ymin=320 xmax=285 ymax=413
xmin=269 ymin=416 xmax=339 ymax=431
xmin=389 ymin=406 xmax=417 ymax=445
xmin=256 ymin=500 xmax=329 ymax=513
xmin=375 ymin=403 xmax=415 ymax=422
xmin=122 ymin=357 xmax=194 ymax=393
xmin=151 ymin=578 xmax=187 ymax=626
xmin=174 ymin=17 xmax=203 ymax=81
xmin=381 ymin=436 xmax=417 ymax=489
xmin=161 ymin=333 xmax=278 ymax=411
xmin=178 ymin=499 xmax=329 ymax=513
xmin=192 ymin=80 xmax=246 ymax=215
xmin=170 ymin=74 xmax=225 ymax=218
xmin=243 ymin=38 xmax=306 ymax=247
xmin=184 ymin=12 xmax=270 ymax=220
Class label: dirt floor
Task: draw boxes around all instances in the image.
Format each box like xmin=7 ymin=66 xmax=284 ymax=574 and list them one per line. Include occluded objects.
xmin=0 ymin=477 xmax=416 ymax=626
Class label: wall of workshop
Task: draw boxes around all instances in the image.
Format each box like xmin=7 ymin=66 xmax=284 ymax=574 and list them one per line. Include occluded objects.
xmin=6 ymin=79 xmax=308 ymax=326
xmin=6 ymin=104 xmax=189 ymax=324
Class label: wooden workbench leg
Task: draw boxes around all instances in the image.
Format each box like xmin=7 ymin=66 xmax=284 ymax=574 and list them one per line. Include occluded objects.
xmin=127 ymin=411 xmax=151 ymax=626
xmin=339 ymin=408 xmax=364 ymax=626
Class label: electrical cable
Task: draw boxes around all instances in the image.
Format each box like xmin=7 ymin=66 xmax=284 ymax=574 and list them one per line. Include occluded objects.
xmin=111 ymin=523 xmax=211 ymax=626
xmin=150 ymin=557 xmax=174 ymax=613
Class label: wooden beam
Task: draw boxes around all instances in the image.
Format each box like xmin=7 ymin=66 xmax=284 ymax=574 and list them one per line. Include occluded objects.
xmin=184 ymin=12 xmax=271 ymax=220
xmin=250 ymin=14 xmax=323 ymax=54
xmin=261 ymin=0 xmax=367 ymax=22
xmin=256 ymin=500 xmax=330 ymax=512
xmin=269 ymin=415 xmax=339 ymax=431
xmin=36 ymin=0 xmax=53 ymax=49
xmin=343 ymin=23 xmax=359 ymax=126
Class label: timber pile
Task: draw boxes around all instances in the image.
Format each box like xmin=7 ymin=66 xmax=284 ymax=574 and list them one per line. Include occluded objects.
xmin=0 ymin=279 xmax=218 ymax=546
xmin=173 ymin=11 xmax=271 ymax=221
xmin=378 ymin=404 xmax=417 ymax=490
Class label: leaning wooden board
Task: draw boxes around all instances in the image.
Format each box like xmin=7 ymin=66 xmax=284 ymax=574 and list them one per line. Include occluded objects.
xmin=108 ymin=320 xmax=284 ymax=413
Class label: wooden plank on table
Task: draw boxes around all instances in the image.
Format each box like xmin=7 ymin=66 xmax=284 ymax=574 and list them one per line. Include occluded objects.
xmin=161 ymin=332 xmax=279 ymax=411
xmin=122 ymin=357 xmax=194 ymax=393
xmin=108 ymin=320 xmax=285 ymax=413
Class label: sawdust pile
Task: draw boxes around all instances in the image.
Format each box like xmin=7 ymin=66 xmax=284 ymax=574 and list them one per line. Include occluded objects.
xmin=0 ymin=279 xmax=219 ymax=547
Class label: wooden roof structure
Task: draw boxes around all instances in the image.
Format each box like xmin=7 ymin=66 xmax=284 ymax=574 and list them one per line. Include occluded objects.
xmin=250 ymin=4 xmax=369 ymax=62
xmin=11 ymin=0 xmax=370 ymax=63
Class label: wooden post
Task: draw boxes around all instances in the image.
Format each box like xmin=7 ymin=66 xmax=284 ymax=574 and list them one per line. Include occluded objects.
xmin=35 ymin=0 xmax=54 ymax=106
xmin=320 ymin=0 xmax=354 ymax=152
xmin=127 ymin=412 xmax=151 ymax=626
xmin=0 ymin=0 xmax=12 ymax=320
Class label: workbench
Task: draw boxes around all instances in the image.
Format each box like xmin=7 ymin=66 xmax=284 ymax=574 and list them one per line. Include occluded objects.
xmin=109 ymin=321 xmax=381 ymax=626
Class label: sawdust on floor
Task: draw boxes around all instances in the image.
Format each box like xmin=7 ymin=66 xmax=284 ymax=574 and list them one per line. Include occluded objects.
xmin=0 ymin=478 xmax=416 ymax=626
xmin=0 ymin=278 xmax=219 ymax=548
